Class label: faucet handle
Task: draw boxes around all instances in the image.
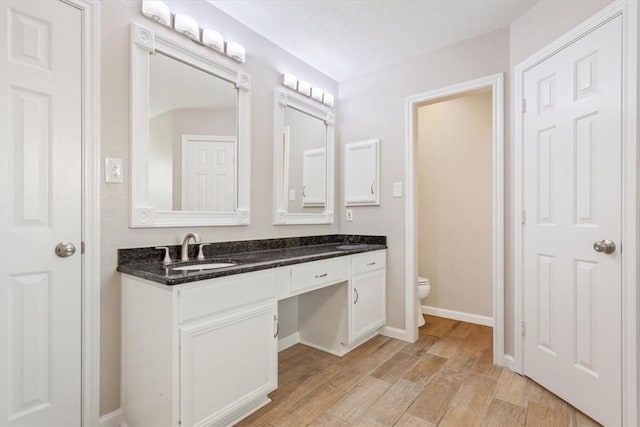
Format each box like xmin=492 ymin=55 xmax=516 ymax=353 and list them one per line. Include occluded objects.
xmin=197 ymin=243 xmax=210 ymax=261
xmin=155 ymin=246 xmax=172 ymax=265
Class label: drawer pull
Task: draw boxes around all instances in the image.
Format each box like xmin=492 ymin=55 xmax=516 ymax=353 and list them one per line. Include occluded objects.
xmin=354 ymin=288 xmax=359 ymax=304
xmin=367 ymin=262 xmax=376 ymax=266
xmin=315 ymin=273 xmax=328 ymax=278
xmin=274 ymin=314 xmax=279 ymax=338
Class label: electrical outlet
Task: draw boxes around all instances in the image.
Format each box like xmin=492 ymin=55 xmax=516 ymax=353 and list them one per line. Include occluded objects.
xmin=105 ymin=158 xmax=123 ymax=183
xmin=346 ymin=209 xmax=353 ymax=222
xmin=289 ymin=189 xmax=296 ymax=201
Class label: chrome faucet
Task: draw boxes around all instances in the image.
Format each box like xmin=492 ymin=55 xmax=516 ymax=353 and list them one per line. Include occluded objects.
xmin=181 ymin=232 xmax=202 ymax=261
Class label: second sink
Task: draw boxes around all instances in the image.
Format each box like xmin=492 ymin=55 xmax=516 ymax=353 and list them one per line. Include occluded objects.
xmin=171 ymin=262 xmax=237 ymax=271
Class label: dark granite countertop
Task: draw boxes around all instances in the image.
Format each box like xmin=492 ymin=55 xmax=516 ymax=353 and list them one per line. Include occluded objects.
xmin=117 ymin=235 xmax=386 ymax=286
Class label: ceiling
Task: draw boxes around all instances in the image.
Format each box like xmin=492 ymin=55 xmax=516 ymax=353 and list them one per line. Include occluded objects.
xmin=207 ymin=0 xmax=538 ymax=82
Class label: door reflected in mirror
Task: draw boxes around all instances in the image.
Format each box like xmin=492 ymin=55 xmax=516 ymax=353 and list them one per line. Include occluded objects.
xmin=148 ymin=52 xmax=238 ymax=212
xmin=284 ymin=107 xmax=327 ymax=214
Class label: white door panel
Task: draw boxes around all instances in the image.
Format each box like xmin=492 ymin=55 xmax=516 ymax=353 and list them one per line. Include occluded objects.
xmin=1 ymin=1 xmax=82 ymax=425
xmin=182 ymin=135 xmax=236 ymax=212
xmin=522 ymin=16 xmax=622 ymax=426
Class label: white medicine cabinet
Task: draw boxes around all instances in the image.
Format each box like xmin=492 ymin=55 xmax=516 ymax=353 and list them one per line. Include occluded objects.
xmin=344 ymin=139 xmax=380 ymax=206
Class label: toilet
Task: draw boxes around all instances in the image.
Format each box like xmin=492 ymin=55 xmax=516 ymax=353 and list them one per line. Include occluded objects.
xmin=417 ymin=276 xmax=431 ymax=327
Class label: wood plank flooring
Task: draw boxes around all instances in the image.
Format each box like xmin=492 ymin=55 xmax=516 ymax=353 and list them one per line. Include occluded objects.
xmin=236 ymin=315 xmax=601 ymax=427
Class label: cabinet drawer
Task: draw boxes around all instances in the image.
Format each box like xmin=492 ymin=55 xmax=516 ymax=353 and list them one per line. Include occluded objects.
xmin=290 ymin=257 xmax=349 ymax=294
xmin=178 ymin=270 xmax=275 ymax=324
xmin=351 ymin=250 xmax=386 ymax=276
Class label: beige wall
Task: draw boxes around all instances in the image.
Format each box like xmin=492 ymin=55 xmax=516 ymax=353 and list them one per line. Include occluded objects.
xmin=417 ymin=92 xmax=493 ymax=317
xmin=100 ymin=1 xmax=338 ymax=415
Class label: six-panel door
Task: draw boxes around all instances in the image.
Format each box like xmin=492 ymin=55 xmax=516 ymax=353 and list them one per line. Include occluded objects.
xmin=0 ymin=2 xmax=83 ymax=425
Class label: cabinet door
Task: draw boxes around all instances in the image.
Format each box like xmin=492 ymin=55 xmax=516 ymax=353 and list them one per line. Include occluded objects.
xmin=344 ymin=139 xmax=380 ymax=206
xmin=350 ymin=269 xmax=386 ymax=342
xmin=179 ymin=302 xmax=278 ymax=426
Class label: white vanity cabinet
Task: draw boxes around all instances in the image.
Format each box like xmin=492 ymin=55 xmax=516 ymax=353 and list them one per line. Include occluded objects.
xmin=121 ymin=270 xmax=278 ymax=427
xmin=349 ymin=251 xmax=387 ymax=342
xmin=121 ymin=249 xmax=387 ymax=426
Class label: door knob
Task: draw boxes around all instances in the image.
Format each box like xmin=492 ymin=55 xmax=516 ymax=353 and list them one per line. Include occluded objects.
xmin=593 ymin=240 xmax=616 ymax=254
xmin=55 ymin=242 xmax=76 ymax=258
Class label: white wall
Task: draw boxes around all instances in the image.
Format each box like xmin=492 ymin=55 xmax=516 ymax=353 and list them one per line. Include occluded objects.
xmin=418 ymin=91 xmax=493 ymax=317
xmin=338 ymin=28 xmax=509 ymax=330
xmin=100 ymin=0 xmax=338 ymax=414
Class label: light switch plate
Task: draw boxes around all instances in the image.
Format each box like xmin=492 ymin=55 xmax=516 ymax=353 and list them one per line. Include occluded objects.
xmin=393 ymin=182 xmax=403 ymax=198
xmin=346 ymin=209 xmax=353 ymax=222
xmin=105 ymin=158 xmax=123 ymax=183
xmin=289 ymin=189 xmax=296 ymax=201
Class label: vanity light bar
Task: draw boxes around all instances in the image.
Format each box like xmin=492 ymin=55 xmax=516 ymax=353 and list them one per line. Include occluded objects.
xmin=141 ymin=0 xmax=246 ymax=63
xmin=281 ymin=73 xmax=334 ymax=107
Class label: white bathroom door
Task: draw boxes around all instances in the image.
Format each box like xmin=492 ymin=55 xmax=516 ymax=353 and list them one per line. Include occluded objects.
xmin=0 ymin=1 xmax=83 ymax=426
xmin=522 ymin=16 xmax=622 ymax=426
xmin=182 ymin=135 xmax=236 ymax=211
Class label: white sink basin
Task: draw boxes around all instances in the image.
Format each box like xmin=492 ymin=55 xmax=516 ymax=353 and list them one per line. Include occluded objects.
xmin=171 ymin=262 xmax=237 ymax=271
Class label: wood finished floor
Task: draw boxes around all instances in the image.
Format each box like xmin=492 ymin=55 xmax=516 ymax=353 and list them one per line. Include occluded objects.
xmin=236 ymin=315 xmax=601 ymax=427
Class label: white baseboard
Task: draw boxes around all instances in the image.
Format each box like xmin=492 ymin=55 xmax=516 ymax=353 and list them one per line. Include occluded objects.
xmin=278 ymin=332 xmax=300 ymax=351
xmin=422 ymin=305 xmax=494 ymax=327
xmin=379 ymin=325 xmax=411 ymax=342
xmin=298 ymin=338 xmax=347 ymax=357
xmin=99 ymin=408 xmax=122 ymax=427
xmin=502 ymin=354 xmax=516 ymax=370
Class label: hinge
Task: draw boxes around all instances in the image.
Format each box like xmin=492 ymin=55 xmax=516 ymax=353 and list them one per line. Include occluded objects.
xmin=521 ymin=210 xmax=526 ymax=225
xmin=521 ymin=321 xmax=526 ymax=336
xmin=81 ymin=241 xmax=85 ymax=254
xmin=522 ymin=99 xmax=527 ymax=114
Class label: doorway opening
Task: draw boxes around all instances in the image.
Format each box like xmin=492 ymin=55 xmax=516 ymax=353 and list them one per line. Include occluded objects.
xmin=404 ymin=74 xmax=504 ymax=364
xmin=416 ymin=89 xmax=494 ymax=328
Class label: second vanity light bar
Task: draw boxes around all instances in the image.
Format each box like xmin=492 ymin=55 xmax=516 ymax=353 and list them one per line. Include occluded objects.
xmin=282 ymin=73 xmax=334 ymax=107
xmin=141 ymin=0 xmax=246 ymax=63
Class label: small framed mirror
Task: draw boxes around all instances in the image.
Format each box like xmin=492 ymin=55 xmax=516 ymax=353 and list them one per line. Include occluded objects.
xmin=130 ymin=23 xmax=251 ymax=227
xmin=273 ymin=88 xmax=334 ymax=225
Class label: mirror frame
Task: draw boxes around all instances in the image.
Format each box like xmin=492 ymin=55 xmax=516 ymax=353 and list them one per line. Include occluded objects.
xmin=273 ymin=88 xmax=334 ymax=225
xmin=130 ymin=23 xmax=251 ymax=227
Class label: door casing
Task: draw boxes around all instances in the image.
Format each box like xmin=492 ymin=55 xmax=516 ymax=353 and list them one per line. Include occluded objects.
xmin=513 ymin=1 xmax=638 ymax=424
xmin=61 ymin=0 xmax=101 ymax=425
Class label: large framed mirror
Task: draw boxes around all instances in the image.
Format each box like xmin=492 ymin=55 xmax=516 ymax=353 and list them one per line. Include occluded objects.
xmin=273 ymin=88 xmax=334 ymax=224
xmin=130 ymin=23 xmax=251 ymax=227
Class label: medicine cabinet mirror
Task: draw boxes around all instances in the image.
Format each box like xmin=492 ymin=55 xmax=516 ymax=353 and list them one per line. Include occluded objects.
xmin=273 ymin=88 xmax=334 ymax=224
xmin=130 ymin=23 xmax=251 ymax=227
